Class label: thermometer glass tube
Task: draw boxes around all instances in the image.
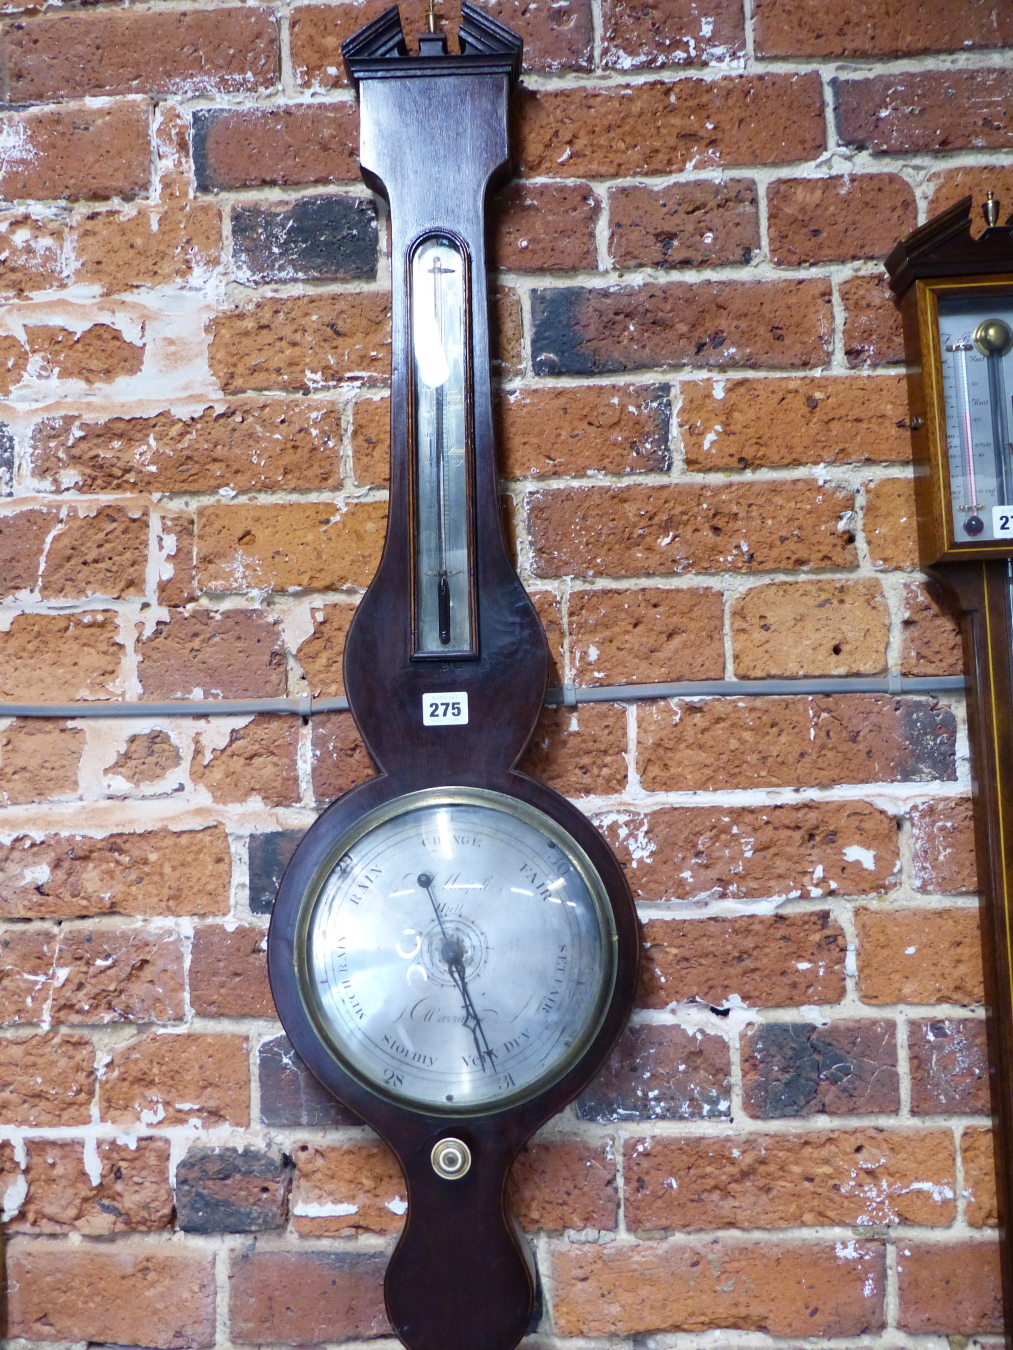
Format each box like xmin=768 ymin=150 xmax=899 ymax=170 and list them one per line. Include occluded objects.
xmin=938 ymin=293 xmax=1013 ymax=542
xmin=410 ymin=234 xmax=475 ymax=657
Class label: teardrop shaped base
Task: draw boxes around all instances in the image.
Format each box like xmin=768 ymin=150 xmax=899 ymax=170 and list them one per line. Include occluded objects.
xmin=384 ymin=1136 xmax=534 ymax=1350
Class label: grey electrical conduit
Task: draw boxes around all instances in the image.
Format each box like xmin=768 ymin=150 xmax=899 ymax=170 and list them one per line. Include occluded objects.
xmin=0 ymin=674 xmax=968 ymax=718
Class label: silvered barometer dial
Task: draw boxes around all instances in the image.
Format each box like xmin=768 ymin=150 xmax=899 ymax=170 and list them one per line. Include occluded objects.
xmin=301 ymin=790 xmax=615 ymax=1111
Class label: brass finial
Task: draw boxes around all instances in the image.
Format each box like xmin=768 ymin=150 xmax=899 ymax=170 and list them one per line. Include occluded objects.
xmin=984 ymin=190 xmax=1000 ymax=228
xmin=427 ymin=0 xmax=437 ymax=32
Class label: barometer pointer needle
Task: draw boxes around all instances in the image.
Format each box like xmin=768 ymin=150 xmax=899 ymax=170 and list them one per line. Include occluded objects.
xmin=418 ymin=872 xmax=494 ymax=1071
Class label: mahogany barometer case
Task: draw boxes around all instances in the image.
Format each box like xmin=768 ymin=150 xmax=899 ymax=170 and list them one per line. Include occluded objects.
xmin=266 ymin=10 xmax=640 ymax=1350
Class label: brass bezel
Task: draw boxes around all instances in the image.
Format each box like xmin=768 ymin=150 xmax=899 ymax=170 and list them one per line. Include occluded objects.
xmin=916 ymin=272 xmax=1013 ymax=563
xmin=293 ymin=786 xmax=619 ymax=1117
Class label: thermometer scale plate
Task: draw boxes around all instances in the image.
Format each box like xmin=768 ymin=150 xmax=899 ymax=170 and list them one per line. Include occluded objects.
xmin=938 ymin=294 xmax=1013 ymax=542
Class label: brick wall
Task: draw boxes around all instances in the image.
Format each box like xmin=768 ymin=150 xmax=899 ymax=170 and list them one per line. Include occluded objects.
xmin=0 ymin=0 xmax=1007 ymax=1344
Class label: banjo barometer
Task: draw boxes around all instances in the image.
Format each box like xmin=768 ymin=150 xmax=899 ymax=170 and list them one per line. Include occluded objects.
xmin=266 ymin=8 xmax=640 ymax=1350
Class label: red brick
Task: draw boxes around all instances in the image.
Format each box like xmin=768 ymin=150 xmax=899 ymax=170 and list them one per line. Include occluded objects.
xmin=106 ymin=730 xmax=183 ymax=790
xmin=7 ymin=1240 xmax=216 ymax=1348
xmin=0 ymin=99 xmax=151 ymax=201
xmin=1 ymin=9 xmax=278 ymax=102
xmin=259 ymin=1032 xmax=360 ymax=1127
xmin=138 ymin=609 xmax=286 ymax=700
xmin=864 ymin=476 xmax=918 ymax=569
xmin=290 ymin=0 xmax=395 ymax=88
xmin=520 ymin=703 xmax=628 ymax=797
xmin=491 ymin=283 xmax=523 ymax=378
xmin=638 ymin=912 xmax=846 ymax=1010
xmin=12 ymin=1137 xmax=172 ymax=1234
xmin=194 ymin=104 xmax=358 ymax=191
xmin=897 ymin=1239 xmax=1002 ymax=1334
xmin=209 ymin=292 xmax=389 ymax=394
xmin=229 ymin=1250 xmax=388 ymax=1344
xmin=0 ymin=826 xmax=231 ymax=920
xmin=911 ymin=798 xmax=977 ymax=898
xmin=576 ymin=1024 xmax=731 ymax=1122
xmin=477 ymin=0 xmax=593 ymax=70
xmin=39 ymin=505 xmax=148 ymax=599
xmin=625 ymin=1128 xmax=955 ymax=1230
xmin=962 ymin=1127 xmax=998 ymax=1226
xmin=196 ymin=500 xmax=385 ymax=594
xmin=552 ymin=1238 xmax=885 ymax=1337
xmin=176 ymin=1144 xmax=289 ymax=1233
xmin=48 ymin=924 xmax=184 ymax=1024
xmin=489 ymin=180 xmax=597 ymax=272
xmin=0 ymin=611 xmax=124 ymax=701
xmin=292 ymin=1140 xmax=404 ymax=1236
xmin=508 ymin=1139 xmax=617 ymax=1232
xmin=768 ymin=175 xmax=916 ymax=266
xmin=191 ymin=716 xmax=300 ymax=808
xmin=532 ymin=590 xmax=564 ymax=687
xmin=841 ymin=273 xmax=905 ymax=367
xmin=296 ymin=603 xmax=355 ymax=697
xmin=601 ymin=0 xmax=744 ymax=68
xmin=158 ymin=511 xmax=196 ymax=608
xmin=836 ymin=71 xmax=1013 ymax=156
xmin=732 ymin=579 xmax=888 ymax=678
xmin=26 ymin=322 xmax=145 ymax=385
xmin=0 ymin=212 xmax=66 ymax=296
xmin=0 ymin=719 xmax=83 ymax=806
xmin=0 ymin=507 xmax=58 ymax=594
xmin=311 ymin=711 xmax=377 ymax=803
xmin=0 ymin=1032 xmax=95 ymax=1125
xmin=909 ymin=1019 xmax=990 ymax=1115
xmin=755 ymin=0 xmax=1013 ymax=57
xmin=855 ymin=906 xmax=983 ymax=1006
xmin=742 ymin=1020 xmax=899 ymax=1117
xmin=190 ymin=924 xmax=274 ymax=1018
xmin=927 ymin=167 xmax=1013 ymax=225
xmin=599 ymin=801 xmax=900 ymax=903
xmin=71 ymin=194 xmax=221 ymax=293
xmin=680 ymin=375 xmax=914 ymax=471
xmin=0 ymin=926 xmax=55 ymax=1023
xmin=350 ymin=394 xmax=389 ymax=486
xmin=32 ymin=401 xmax=342 ymax=494
xmin=569 ymin=587 xmax=723 ymax=685
xmin=100 ymin=1031 xmax=249 ymax=1128
xmin=499 ymin=384 xmax=671 ymax=479
xmin=638 ymin=694 xmax=954 ymax=791
xmin=532 ymin=279 xmax=832 ymax=375
xmin=900 ymin=579 xmax=963 ymax=677
xmin=610 ymin=179 xmax=758 ymax=269
xmin=529 ymin=482 xmax=854 ymax=579
xmin=515 ymin=74 xmax=824 ymax=178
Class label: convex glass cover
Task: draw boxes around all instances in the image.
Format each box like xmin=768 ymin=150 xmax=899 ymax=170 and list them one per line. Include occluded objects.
xmin=299 ymin=789 xmax=616 ymax=1113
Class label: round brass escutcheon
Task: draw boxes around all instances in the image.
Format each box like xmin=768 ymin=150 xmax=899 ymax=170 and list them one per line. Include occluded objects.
xmin=431 ymin=1137 xmax=471 ymax=1180
xmin=974 ymin=318 xmax=1013 ymax=357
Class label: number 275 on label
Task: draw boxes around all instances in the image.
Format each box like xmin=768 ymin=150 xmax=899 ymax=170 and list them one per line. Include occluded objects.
xmin=422 ymin=692 xmax=469 ymax=726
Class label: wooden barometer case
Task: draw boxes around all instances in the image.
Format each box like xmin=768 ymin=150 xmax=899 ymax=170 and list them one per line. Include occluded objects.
xmin=266 ymin=9 xmax=640 ymax=1350
xmin=887 ymin=193 xmax=1013 ymax=1322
